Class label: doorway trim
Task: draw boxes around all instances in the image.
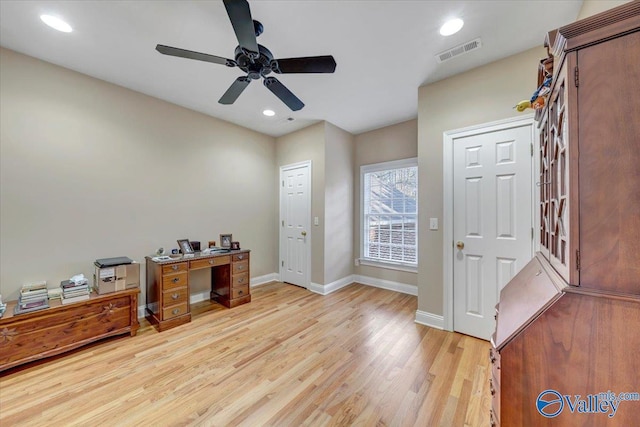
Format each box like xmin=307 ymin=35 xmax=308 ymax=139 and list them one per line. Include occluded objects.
xmin=442 ymin=115 xmax=535 ymax=332
xmin=279 ymin=160 xmax=312 ymax=289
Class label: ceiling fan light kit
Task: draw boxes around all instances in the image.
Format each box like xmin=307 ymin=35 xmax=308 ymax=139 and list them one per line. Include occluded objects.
xmin=155 ymin=0 xmax=336 ymax=111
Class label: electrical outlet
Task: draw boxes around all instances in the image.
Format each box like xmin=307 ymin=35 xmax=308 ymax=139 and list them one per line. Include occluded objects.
xmin=429 ymin=218 xmax=438 ymax=230
xmin=354 ymin=258 xmax=360 ymax=266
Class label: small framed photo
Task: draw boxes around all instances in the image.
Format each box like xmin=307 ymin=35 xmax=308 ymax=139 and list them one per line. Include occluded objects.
xmin=231 ymin=241 xmax=240 ymax=250
xmin=220 ymin=234 xmax=232 ymax=249
xmin=177 ymin=239 xmax=194 ymax=254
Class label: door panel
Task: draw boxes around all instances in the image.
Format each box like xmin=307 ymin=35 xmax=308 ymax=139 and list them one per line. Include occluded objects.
xmin=453 ymin=124 xmax=533 ymax=340
xmin=280 ymin=163 xmax=310 ymax=287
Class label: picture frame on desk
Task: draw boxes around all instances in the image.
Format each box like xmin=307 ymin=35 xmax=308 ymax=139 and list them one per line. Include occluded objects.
xmin=177 ymin=239 xmax=194 ymax=254
xmin=220 ymin=234 xmax=232 ymax=249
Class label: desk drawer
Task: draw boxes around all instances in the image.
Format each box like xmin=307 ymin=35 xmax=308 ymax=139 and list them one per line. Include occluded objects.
xmin=232 ymin=273 xmax=249 ymax=288
xmin=190 ymin=256 xmax=230 ymax=270
xmin=162 ymin=303 xmax=188 ymax=320
xmin=233 ymin=253 xmax=249 ymax=262
xmin=232 ymin=260 xmax=249 ymax=274
xmin=162 ymin=262 xmax=188 ymax=275
xmin=163 ymin=287 xmax=188 ymax=306
xmin=231 ymin=285 xmax=249 ymax=299
xmin=162 ymin=272 xmax=188 ymax=290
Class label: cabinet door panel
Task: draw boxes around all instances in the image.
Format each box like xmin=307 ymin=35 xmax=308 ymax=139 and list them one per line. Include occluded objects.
xmin=577 ymin=31 xmax=640 ymax=293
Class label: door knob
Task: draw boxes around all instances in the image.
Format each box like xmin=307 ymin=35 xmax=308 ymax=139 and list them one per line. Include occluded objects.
xmin=456 ymin=241 xmax=465 ymax=250
xmin=301 ymin=231 xmax=307 ymax=236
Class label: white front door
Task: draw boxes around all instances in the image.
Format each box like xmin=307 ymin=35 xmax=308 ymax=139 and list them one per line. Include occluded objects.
xmin=452 ymin=123 xmax=533 ymax=340
xmin=280 ymin=162 xmax=311 ymax=288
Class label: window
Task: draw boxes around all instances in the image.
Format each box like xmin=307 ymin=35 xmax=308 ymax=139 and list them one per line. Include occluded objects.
xmin=361 ymin=158 xmax=418 ymax=268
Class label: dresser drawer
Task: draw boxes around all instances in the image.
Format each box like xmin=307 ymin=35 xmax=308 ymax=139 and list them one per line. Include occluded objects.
xmin=190 ymin=256 xmax=230 ymax=270
xmin=162 ymin=272 xmax=188 ymax=290
xmin=231 ymin=285 xmax=249 ymax=299
xmin=232 ymin=260 xmax=249 ymax=274
xmin=162 ymin=302 xmax=188 ymax=320
xmin=162 ymin=287 xmax=188 ymax=306
xmin=232 ymin=273 xmax=249 ymax=288
xmin=162 ymin=262 xmax=188 ymax=275
xmin=233 ymin=253 xmax=249 ymax=262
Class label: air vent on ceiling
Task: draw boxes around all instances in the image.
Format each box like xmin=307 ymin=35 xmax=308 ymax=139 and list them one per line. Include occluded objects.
xmin=436 ymin=38 xmax=482 ymax=63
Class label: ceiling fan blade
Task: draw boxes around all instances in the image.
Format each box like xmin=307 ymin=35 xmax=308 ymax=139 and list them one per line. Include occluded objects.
xmin=263 ymin=77 xmax=304 ymax=111
xmin=156 ymin=44 xmax=235 ymax=66
xmin=223 ymin=0 xmax=259 ymax=54
xmin=219 ymin=77 xmax=251 ymax=105
xmin=272 ymin=55 xmax=337 ymax=74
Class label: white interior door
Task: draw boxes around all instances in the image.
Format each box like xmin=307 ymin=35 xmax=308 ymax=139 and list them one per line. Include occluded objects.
xmin=280 ymin=162 xmax=311 ymax=288
xmin=453 ymin=124 xmax=533 ymax=340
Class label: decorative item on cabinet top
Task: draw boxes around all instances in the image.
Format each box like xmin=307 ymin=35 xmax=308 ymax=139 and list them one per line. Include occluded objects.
xmin=220 ymin=234 xmax=232 ymax=249
xmin=177 ymin=239 xmax=194 ymax=254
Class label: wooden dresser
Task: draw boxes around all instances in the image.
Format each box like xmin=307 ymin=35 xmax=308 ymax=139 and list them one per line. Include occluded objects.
xmin=145 ymin=250 xmax=251 ymax=331
xmin=491 ymin=4 xmax=640 ymax=426
xmin=0 ymin=289 xmax=139 ymax=372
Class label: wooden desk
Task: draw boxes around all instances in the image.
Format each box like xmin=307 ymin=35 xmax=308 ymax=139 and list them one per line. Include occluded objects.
xmin=145 ymin=250 xmax=250 ymax=331
xmin=0 ymin=289 xmax=139 ymax=372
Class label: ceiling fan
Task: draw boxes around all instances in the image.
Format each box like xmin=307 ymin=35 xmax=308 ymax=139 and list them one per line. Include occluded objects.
xmin=156 ymin=0 xmax=337 ymax=111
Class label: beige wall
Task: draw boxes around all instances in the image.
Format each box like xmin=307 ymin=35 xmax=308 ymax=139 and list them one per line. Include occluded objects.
xmin=577 ymin=0 xmax=630 ymax=19
xmin=416 ymin=47 xmax=544 ymax=316
xmin=276 ymin=122 xmax=326 ymax=285
xmin=0 ymin=48 xmax=278 ymax=301
xmin=323 ymin=122 xmax=354 ymax=284
xmin=353 ymin=119 xmax=418 ymax=286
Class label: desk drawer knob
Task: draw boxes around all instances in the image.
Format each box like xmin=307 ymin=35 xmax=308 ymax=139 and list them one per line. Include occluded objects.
xmin=238 ymin=255 xmax=244 ymax=260
xmin=171 ymin=293 xmax=179 ymax=300
xmin=209 ymin=260 xmax=214 ymax=264
xmin=172 ymin=308 xmax=180 ymax=315
xmin=238 ymin=290 xmax=243 ymax=295
xmin=238 ymin=278 xmax=244 ymax=283
xmin=172 ymin=277 xmax=179 ymax=283
xmin=238 ymin=265 xmax=245 ymax=270
xmin=172 ymin=265 xmax=179 ymax=271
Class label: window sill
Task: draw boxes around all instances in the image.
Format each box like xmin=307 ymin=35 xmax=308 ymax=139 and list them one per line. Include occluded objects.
xmin=357 ymin=259 xmax=417 ymax=273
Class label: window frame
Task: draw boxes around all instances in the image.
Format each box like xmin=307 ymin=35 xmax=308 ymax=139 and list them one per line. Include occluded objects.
xmin=359 ymin=157 xmax=418 ymax=272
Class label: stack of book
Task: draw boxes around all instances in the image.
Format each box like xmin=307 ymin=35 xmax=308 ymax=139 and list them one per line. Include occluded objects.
xmin=15 ymin=282 xmax=50 ymax=315
xmin=61 ymin=275 xmax=90 ymax=305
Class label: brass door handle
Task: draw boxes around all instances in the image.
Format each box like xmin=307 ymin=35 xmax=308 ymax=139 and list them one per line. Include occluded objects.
xmin=301 ymin=231 xmax=307 ymax=236
xmin=456 ymin=241 xmax=464 ymax=250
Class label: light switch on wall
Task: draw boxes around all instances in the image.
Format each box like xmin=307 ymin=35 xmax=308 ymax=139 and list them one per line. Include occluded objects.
xmin=429 ymin=218 xmax=438 ymax=230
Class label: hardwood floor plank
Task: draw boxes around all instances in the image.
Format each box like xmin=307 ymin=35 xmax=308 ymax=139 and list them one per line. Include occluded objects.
xmin=0 ymin=282 xmax=491 ymax=426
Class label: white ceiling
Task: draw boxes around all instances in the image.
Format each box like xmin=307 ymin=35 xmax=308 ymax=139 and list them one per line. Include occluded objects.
xmin=0 ymin=1 xmax=582 ymax=137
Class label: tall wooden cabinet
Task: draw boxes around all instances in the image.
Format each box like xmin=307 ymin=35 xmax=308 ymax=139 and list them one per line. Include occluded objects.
xmin=492 ymin=4 xmax=640 ymax=426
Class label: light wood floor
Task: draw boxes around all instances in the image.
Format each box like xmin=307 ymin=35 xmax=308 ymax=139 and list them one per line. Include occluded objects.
xmin=0 ymin=282 xmax=491 ymax=426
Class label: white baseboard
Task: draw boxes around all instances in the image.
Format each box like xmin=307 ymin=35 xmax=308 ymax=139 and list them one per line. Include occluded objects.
xmin=415 ymin=310 xmax=444 ymax=330
xmin=251 ymin=273 xmax=279 ymax=287
xmin=136 ymin=273 xmax=281 ymax=318
xmin=308 ymin=275 xmax=354 ymax=295
xmin=137 ymin=273 xmax=418 ymax=317
xmin=353 ymin=275 xmax=417 ymax=296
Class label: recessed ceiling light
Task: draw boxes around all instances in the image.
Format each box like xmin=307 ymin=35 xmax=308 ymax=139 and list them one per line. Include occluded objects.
xmin=40 ymin=15 xmax=73 ymax=33
xmin=262 ymin=109 xmax=275 ymax=117
xmin=440 ymin=18 xmax=464 ymax=36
